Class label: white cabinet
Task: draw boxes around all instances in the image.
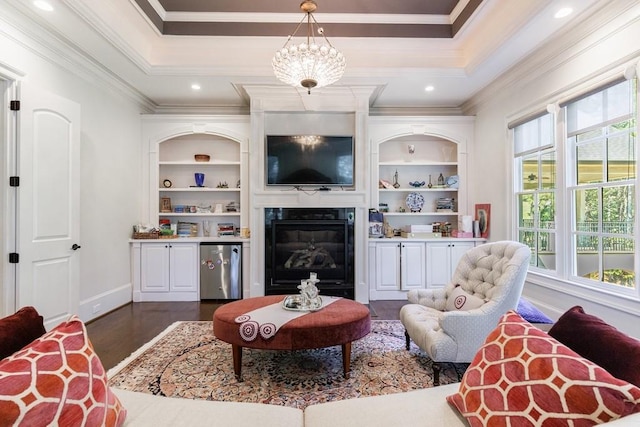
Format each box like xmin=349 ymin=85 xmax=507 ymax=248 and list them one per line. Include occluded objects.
xmin=425 ymin=241 xmax=475 ymax=288
xmin=135 ymin=242 xmax=199 ymax=301
xmin=374 ymin=241 xmax=425 ymax=292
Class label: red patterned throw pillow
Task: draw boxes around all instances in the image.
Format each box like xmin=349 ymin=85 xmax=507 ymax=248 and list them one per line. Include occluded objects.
xmin=446 ymin=311 xmax=640 ymax=426
xmin=0 ymin=316 xmax=127 ymax=426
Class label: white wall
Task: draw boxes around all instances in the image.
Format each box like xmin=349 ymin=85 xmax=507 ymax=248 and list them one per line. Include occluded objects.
xmin=0 ymin=7 xmax=143 ymax=321
xmin=466 ymin=2 xmax=640 ymax=338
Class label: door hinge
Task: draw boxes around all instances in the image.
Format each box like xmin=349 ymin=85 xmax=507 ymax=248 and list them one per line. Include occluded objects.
xmin=9 ymin=176 xmax=19 ymax=187
xmin=10 ymin=100 xmax=20 ymax=111
xmin=9 ymin=253 xmax=19 ymax=263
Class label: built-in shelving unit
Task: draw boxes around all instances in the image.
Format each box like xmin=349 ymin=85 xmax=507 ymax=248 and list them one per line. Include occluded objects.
xmin=156 ymin=134 xmax=242 ymax=237
xmin=375 ymin=135 xmax=460 ymax=232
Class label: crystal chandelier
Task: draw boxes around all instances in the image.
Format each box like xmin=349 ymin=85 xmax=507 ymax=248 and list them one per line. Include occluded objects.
xmin=272 ymin=1 xmax=346 ymax=94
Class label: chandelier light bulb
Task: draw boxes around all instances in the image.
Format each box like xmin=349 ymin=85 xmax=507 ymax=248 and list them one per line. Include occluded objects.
xmin=272 ymin=0 xmax=346 ymax=94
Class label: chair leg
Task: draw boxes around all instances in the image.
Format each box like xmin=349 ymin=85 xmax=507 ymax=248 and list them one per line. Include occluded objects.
xmin=404 ymin=330 xmax=410 ymax=350
xmin=432 ymin=362 xmax=441 ymax=387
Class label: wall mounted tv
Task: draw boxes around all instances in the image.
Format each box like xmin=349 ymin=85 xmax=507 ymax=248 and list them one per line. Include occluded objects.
xmin=266 ymin=135 xmax=354 ymax=187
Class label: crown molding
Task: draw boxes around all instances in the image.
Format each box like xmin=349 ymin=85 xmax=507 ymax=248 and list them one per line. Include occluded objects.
xmin=1 ymin=1 xmax=156 ymax=112
xmin=461 ymin=0 xmax=636 ymax=114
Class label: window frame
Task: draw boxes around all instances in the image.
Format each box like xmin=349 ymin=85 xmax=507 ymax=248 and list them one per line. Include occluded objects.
xmin=511 ymin=77 xmax=638 ymax=299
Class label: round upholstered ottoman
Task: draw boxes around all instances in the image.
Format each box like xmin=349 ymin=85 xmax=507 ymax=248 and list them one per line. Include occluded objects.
xmin=213 ymin=295 xmax=371 ymax=380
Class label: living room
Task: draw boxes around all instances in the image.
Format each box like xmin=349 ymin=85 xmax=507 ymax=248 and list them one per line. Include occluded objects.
xmin=0 ymin=0 xmax=638 ymax=341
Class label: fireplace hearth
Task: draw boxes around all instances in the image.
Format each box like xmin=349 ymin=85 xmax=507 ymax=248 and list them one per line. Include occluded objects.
xmin=265 ymin=208 xmax=355 ymax=299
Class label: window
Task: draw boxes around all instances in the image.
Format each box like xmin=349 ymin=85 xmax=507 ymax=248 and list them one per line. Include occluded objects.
xmin=512 ymin=79 xmax=637 ymax=294
xmin=514 ymin=113 xmax=557 ymax=271
xmin=567 ymin=79 xmax=636 ymax=291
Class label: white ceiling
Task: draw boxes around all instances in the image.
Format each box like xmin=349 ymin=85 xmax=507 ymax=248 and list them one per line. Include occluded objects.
xmin=9 ymin=0 xmax=607 ymax=113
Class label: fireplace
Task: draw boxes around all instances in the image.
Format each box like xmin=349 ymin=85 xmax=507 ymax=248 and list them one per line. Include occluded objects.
xmin=265 ymin=208 xmax=355 ymax=299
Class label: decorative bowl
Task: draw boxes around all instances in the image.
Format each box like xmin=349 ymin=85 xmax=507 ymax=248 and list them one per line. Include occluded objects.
xmin=194 ymin=154 xmax=210 ymax=162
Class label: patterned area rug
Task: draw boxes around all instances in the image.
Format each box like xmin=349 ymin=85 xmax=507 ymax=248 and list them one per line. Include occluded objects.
xmin=107 ymin=320 xmax=468 ymax=410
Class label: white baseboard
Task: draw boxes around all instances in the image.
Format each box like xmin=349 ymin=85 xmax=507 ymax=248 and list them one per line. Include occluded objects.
xmin=79 ymin=283 xmax=132 ymax=322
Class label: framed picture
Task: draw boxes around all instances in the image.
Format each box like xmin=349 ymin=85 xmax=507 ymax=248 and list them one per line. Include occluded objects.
xmin=160 ymin=197 xmax=172 ymax=213
xmin=475 ymin=204 xmax=490 ymax=239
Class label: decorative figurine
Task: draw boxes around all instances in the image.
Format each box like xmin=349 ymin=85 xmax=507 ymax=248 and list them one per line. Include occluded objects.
xmin=438 ymin=173 xmax=445 ymax=186
xmin=297 ymin=272 xmax=322 ymax=310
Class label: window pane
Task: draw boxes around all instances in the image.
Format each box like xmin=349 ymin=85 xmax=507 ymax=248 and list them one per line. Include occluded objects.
xmin=540 ymin=151 xmax=556 ymax=189
xmin=575 ymin=188 xmax=600 ymax=231
xmin=603 ymin=236 xmax=635 ymax=289
xmin=577 ymin=141 xmax=604 ymax=184
xmin=520 ymin=155 xmax=538 ymax=190
xmin=602 ymin=185 xmax=635 ymax=235
xmin=538 ymin=232 xmax=555 ymax=270
xmin=576 ymin=235 xmax=598 ymax=278
xmin=519 ymin=230 xmax=536 ymax=265
xmin=518 ymin=194 xmax=534 ymax=228
xmin=538 ymin=192 xmax=555 ymax=229
xmin=607 ymin=126 xmax=636 ymax=182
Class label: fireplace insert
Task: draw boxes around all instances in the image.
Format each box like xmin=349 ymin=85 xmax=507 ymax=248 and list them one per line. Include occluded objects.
xmin=265 ymin=208 xmax=354 ymax=299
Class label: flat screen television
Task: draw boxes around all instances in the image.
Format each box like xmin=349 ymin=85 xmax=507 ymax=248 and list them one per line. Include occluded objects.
xmin=266 ymin=135 xmax=354 ymax=186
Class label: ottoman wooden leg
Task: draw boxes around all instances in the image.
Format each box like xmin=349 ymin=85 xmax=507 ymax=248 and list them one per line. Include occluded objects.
xmin=341 ymin=342 xmax=352 ymax=379
xmin=232 ymin=344 xmax=243 ymax=382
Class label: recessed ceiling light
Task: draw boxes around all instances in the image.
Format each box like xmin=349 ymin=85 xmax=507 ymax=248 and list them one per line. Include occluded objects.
xmin=33 ymin=1 xmax=53 ymax=11
xmin=425 ymin=85 xmax=435 ymax=92
xmin=191 ymin=84 xmax=201 ymax=90
xmin=554 ymin=7 xmax=573 ymax=19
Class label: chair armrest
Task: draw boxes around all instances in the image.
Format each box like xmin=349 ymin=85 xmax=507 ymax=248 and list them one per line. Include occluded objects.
xmin=440 ymin=307 xmax=503 ymax=361
xmin=407 ymin=288 xmax=448 ymax=310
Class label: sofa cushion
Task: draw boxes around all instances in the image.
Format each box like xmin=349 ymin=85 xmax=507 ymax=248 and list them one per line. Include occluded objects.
xmin=113 ymin=388 xmax=304 ymax=427
xmin=0 ymin=306 xmax=46 ymax=360
xmin=304 ymin=383 xmax=465 ymax=427
xmin=446 ymin=311 xmax=640 ymax=426
xmin=0 ymin=315 xmax=126 ymax=426
xmin=445 ymin=285 xmax=486 ymax=311
xmin=548 ymin=306 xmax=640 ymax=387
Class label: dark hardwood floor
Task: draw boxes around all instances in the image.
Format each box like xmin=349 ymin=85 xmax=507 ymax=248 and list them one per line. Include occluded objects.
xmin=86 ymin=300 xmax=407 ymax=371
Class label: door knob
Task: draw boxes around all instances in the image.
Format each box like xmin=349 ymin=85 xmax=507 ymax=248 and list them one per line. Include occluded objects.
xmin=71 ymin=244 xmax=81 ymax=250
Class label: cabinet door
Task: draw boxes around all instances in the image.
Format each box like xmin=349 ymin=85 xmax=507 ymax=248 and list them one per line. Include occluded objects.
xmin=449 ymin=242 xmax=474 ymax=277
xmin=375 ymin=243 xmax=401 ymax=291
xmin=169 ymin=243 xmax=199 ymax=292
xmin=426 ymin=242 xmax=451 ymax=288
xmin=400 ymin=242 xmax=425 ymax=290
xmin=141 ymin=243 xmax=170 ymax=292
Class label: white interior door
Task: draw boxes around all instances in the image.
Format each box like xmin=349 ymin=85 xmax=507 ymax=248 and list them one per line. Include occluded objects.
xmin=17 ymin=84 xmax=81 ymax=329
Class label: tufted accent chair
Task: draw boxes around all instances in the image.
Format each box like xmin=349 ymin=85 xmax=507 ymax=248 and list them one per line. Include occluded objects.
xmin=399 ymin=241 xmax=531 ymax=385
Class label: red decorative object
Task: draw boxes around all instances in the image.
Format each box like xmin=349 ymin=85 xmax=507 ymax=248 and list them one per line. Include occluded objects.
xmin=475 ymin=203 xmax=490 ymax=238
xmin=0 ymin=316 xmax=127 ymax=426
xmin=446 ymin=311 xmax=640 ymax=426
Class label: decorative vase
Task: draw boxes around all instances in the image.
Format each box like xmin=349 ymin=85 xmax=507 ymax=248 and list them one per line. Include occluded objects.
xmin=194 ymin=173 xmax=205 ymax=187
xmin=428 ymin=175 xmax=433 ymax=188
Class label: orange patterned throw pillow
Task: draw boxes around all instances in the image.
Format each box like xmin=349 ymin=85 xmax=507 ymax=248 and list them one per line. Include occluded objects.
xmin=446 ymin=311 xmax=640 ymax=426
xmin=0 ymin=315 xmax=126 ymax=426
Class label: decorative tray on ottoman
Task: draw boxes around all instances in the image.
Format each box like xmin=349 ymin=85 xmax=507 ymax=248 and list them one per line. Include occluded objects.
xmin=282 ymin=295 xmax=322 ymax=312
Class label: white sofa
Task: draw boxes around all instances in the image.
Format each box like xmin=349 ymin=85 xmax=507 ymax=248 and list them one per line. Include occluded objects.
xmin=114 ymin=384 xmax=640 ymax=426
